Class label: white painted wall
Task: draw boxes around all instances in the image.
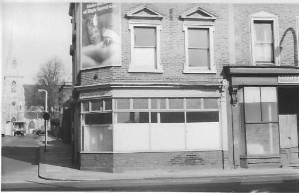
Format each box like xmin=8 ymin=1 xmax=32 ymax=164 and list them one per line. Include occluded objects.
xmin=151 ymin=123 xmax=185 ymax=151
xmin=186 ymin=122 xmax=220 ymax=150
xmin=114 ymin=124 xmax=150 ymax=152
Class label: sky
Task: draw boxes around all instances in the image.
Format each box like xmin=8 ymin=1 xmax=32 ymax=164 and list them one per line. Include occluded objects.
xmin=2 ymin=1 xmax=72 ymax=84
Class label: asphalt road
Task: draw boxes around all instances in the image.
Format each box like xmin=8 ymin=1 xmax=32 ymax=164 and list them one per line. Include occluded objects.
xmin=1 ymin=135 xmax=299 ymax=192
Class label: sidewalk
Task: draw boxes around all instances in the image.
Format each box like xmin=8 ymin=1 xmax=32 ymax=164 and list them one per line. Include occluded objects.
xmin=38 ymin=135 xmax=299 ymax=182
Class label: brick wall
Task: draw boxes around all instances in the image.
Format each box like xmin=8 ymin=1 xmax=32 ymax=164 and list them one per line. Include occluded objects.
xmin=80 ymin=150 xmax=226 ymax=173
xmin=233 ymin=4 xmax=299 ymax=66
xmin=79 ymin=3 xmax=230 ymax=86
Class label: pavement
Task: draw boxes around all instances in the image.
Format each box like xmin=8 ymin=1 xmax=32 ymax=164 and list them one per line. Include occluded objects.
xmin=38 ymin=135 xmax=299 ymax=182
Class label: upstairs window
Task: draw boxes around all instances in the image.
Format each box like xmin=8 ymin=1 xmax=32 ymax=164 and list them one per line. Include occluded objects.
xmin=181 ymin=7 xmax=217 ymax=73
xmin=253 ymin=21 xmax=274 ymax=64
xmin=250 ymin=11 xmax=279 ymax=65
xmin=134 ymin=27 xmax=157 ymax=68
xmin=126 ymin=6 xmax=163 ymax=73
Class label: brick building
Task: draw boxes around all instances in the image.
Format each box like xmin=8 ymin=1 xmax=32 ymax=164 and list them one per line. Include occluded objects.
xmin=69 ymin=3 xmax=299 ymax=172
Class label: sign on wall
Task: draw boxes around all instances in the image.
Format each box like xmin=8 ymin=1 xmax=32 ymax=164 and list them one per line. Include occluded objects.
xmin=278 ymin=75 xmax=299 ymax=84
xmin=81 ymin=3 xmax=121 ymax=69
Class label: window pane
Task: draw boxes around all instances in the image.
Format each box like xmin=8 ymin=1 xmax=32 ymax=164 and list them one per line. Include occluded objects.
xmin=135 ymin=27 xmax=156 ymax=47
xmin=261 ymin=87 xmax=278 ymax=122
xmin=91 ymin=100 xmax=102 ymax=111
xmin=188 ymin=28 xmax=209 ymax=48
xmin=151 ymin=98 xmax=166 ymax=109
xmin=254 ymin=22 xmax=273 ymax=43
xmin=134 ymin=48 xmax=156 ymax=66
xmin=246 ymin=123 xmax=279 ymax=155
xmin=204 ymin=98 xmax=218 ymax=109
xmin=117 ymin=112 xmax=149 ymax=123
xmin=104 ymin=99 xmax=112 ymax=110
xmin=186 ymin=112 xmax=219 ymax=122
xmin=116 ymin=99 xmax=130 ymax=109
xmin=244 ymin=87 xmax=262 ymax=122
xmin=160 ymin=112 xmax=185 ymax=123
xmin=186 ymin=98 xmax=202 ymax=109
xmin=169 ymin=98 xmax=184 ymax=109
xmin=133 ymin=98 xmax=148 ymax=109
xmin=188 ymin=49 xmax=209 ymax=68
xmin=151 ymin=112 xmax=158 ymax=123
xmin=85 ymin=113 xmax=112 ymax=125
xmin=255 ymin=43 xmax=273 ymax=63
xmin=82 ymin=102 xmax=89 ymax=112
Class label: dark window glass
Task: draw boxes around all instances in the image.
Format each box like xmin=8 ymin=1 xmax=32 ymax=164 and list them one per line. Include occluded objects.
xmin=186 ymin=98 xmax=202 ymax=109
xmin=104 ymin=99 xmax=112 ymax=110
xmin=91 ymin=100 xmax=102 ymax=111
xmin=204 ymin=98 xmax=218 ymax=109
xmin=169 ymin=98 xmax=184 ymax=109
xmin=186 ymin=112 xmax=219 ymax=122
xmin=82 ymin=102 xmax=89 ymax=112
xmin=117 ymin=112 xmax=149 ymax=123
xmin=135 ymin=27 xmax=156 ymax=47
xmin=85 ymin=113 xmax=112 ymax=125
xmin=151 ymin=98 xmax=166 ymax=109
xmin=151 ymin=112 xmax=158 ymax=123
xmin=133 ymin=98 xmax=148 ymax=109
xmin=160 ymin=112 xmax=185 ymax=123
xmin=116 ymin=99 xmax=130 ymax=109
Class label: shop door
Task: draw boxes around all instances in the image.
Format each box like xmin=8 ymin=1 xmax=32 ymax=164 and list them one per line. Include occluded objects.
xmin=278 ymin=88 xmax=299 ymax=164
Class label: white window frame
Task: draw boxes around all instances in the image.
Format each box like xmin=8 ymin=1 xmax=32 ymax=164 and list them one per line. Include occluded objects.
xmin=250 ymin=12 xmax=279 ymax=66
xmin=183 ymin=24 xmax=216 ymax=74
xmin=128 ymin=21 xmax=163 ymax=73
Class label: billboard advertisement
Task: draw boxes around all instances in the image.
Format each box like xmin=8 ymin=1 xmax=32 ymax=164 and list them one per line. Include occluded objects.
xmin=81 ymin=3 xmax=121 ymax=69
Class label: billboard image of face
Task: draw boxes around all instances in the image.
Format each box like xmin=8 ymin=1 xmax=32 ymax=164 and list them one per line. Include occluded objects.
xmin=82 ymin=3 xmax=121 ymax=69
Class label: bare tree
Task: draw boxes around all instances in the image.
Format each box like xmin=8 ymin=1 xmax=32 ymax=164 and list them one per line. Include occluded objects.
xmin=36 ymin=56 xmax=65 ymax=118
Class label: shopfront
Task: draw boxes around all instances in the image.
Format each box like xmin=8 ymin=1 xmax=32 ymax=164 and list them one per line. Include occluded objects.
xmin=225 ymin=66 xmax=299 ymax=168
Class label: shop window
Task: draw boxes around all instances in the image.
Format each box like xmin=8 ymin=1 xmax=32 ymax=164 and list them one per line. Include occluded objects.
xmin=90 ymin=100 xmax=102 ymax=111
xmin=82 ymin=101 xmax=89 ymax=112
xmin=243 ymin=87 xmax=279 ymax=155
xmin=250 ymin=11 xmax=279 ymax=65
xmin=116 ymin=99 xmax=130 ymax=109
xmin=84 ymin=113 xmax=112 ymax=125
xmin=204 ymin=98 xmax=218 ymax=109
xmin=133 ymin=98 xmax=148 ymax=109
xmin=126 ymin=6 xmax=163 ymax=73
xmin=160 ymin=112 xmax=185 ymax=123
xmin=186 ymin=98 xmax=202 ymax=109
xmin=104 ymin=99 xmax=112 ymax=111
xmin=169 ymin=98 xmax=184 ymax=109
xmin=151 ymin=98 xmax=166 ymax=109
xmin=186 ymin=112 xmax=219 ymax=123
xmin=116 ymin=112 xmax=149 ymax=123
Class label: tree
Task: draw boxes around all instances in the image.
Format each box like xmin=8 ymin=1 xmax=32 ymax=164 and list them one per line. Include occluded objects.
xmin=35 ymin=56 xmax=65 ymax=118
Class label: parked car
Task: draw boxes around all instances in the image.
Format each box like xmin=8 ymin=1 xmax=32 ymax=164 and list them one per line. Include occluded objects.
xmin=14 ymin=129 xmax=25 ymax=136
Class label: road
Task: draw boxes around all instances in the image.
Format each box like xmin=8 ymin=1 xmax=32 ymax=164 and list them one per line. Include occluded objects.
xmin=2 ymin=135 xmax=299 ymax=192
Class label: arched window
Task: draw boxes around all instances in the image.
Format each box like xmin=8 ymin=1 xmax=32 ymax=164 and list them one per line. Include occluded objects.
xmin=11 ymin=81 xmax=16 ymax=93
xmin=29 ymin=121 xmax=35 ymax=129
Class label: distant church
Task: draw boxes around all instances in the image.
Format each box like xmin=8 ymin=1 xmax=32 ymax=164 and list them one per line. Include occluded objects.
xmin=2 ymin=59 xmax=43 ymax=135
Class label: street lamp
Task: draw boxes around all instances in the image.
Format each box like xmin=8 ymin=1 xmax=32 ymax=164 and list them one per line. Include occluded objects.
xmin=38 ymin=89 xmax=48 ymax=151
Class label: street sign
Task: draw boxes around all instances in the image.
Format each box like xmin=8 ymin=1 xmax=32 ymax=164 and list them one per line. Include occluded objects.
xmin=43 ymin=112 xmax=50 ymax=120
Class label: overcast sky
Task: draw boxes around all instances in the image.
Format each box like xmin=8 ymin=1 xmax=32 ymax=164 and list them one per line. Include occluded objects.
xmin=2 ymin=2 xmax=72 ymax=84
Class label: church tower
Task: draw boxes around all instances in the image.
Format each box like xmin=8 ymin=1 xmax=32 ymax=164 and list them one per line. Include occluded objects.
xmin=2 ymin=59 xmax=26 ymax=135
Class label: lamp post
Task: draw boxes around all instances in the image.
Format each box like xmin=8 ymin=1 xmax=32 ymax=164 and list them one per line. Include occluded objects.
xmin=38 ymin=89 xmax=48 ymax=151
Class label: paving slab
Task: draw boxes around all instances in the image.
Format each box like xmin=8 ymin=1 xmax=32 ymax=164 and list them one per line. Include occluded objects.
xmin=38 ymin=135 xmax=299 ymax=182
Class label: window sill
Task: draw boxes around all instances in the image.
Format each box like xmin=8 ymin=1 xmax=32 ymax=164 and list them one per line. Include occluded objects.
xmin=183 ymin=69 xmax=217 ymax=74
xmin=128 ymin=66 xmax=164 ymax=73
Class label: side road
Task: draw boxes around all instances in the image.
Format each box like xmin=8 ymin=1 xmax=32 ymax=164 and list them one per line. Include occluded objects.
xmin=38 ymin=135 xmax=299 ymax=182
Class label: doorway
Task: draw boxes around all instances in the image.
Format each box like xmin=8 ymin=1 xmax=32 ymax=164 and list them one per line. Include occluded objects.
xmin=278 ymin=87 xmax=299 ymax=164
